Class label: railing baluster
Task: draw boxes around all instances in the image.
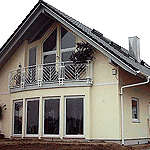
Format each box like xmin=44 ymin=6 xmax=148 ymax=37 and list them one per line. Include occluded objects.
xmin=86 ymin=60 xmax=90 ymax=84
xmin=21 ymin=68 xmax=25 ymax=89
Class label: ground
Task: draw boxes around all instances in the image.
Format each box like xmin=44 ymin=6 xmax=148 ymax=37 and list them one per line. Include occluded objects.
xmin=0 ymin=139 xmax=150 ymax=150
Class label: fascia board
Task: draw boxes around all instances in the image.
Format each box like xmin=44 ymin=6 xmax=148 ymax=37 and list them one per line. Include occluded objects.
xmin=43 ymin=5 xmax=137 ymax=76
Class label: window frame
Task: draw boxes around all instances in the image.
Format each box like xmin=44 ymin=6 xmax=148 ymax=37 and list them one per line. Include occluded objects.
xmin=25 ymin=98 xmax=40 ymax=137
xmin=43 ymin=97 xmax=61 ymax=137
xmin=13 ymin=100 xmax=23 ymax=136
xmin=64 ymin=96 xmax=85 ymax=138
xmin=132 ymin=97 xmax=140 ymax=123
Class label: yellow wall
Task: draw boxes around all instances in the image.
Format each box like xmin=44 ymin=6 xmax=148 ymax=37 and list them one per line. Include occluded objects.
xmin=91 ymin=50 xmax=120 ymax=139
xmin=119 ymin=68 xmax=150 ymax=139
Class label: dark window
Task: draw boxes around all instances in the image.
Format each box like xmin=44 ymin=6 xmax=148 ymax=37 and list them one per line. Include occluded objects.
xmin=66 ymin=98 xmax=83 ymax=135
xmin=43 ymin=28 xmax=57 ymax=52
xmin=29 ymin=47 xmax=36 ymax=66
xmin=14 ymin=101 xmax=23 ymax=134
xmin=61 ymin=27 xmax=76 ymax=49
xmin=44 ymin=99 xmax=60 ymax=134
xmin=132 ymin=99 xmax=138 ymax=119
xmin=27 ymin=100 xmax=39 ymax=134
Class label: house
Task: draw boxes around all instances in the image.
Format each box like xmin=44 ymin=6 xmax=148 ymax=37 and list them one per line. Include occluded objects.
xmin=0 ymin=0 xmax=150 ymax=145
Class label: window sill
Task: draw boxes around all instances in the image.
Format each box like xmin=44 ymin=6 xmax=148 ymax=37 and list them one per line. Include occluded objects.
xmin=132 ymin=119 xmax=140 ymax=123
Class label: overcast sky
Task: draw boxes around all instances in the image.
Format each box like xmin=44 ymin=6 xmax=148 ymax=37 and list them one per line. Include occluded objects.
xmin=0 ymin=0 xmax=150 ymax=64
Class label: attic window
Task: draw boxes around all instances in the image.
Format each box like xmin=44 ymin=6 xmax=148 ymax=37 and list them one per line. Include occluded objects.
xmin=43 ymin=28 xmax=57 ymax=52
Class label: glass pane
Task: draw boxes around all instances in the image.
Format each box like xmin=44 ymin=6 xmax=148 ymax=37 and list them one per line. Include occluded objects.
xmin=14 ymin=101 xmax=23 ymax=134
xmin=43 ymin=28 xmax=57 ymax=52
xmin=66 ymin=98 xmax=83 ymax=135
xmin=132 ymin=100 xmax=138 ymax=119
xmin=61 ymin=27 xmax=76 ymax=49
xmin=44 ymin=99 xmax=60 ymax=134
xmin=61 ymin=51 xmax=73 ymax=62
xmin=27 ymin=100 xmax=39 ymax=134
xmin=44 ymin=54 xmax=56 ymax=64
xmin=29 ymin=47 xmax=36 ymax=66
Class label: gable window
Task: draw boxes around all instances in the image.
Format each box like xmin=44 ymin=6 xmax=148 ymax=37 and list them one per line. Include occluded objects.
xmin=61 ymin=26 xmax=76 ymax=62
xmin=132 ymin=98 xmax=139 ymax=122
xmin=13 ymin=100 xmax=23 ymax=135
xmin=43 ymin=28 xmax=57 ymax=64
xmin=65 ymin=97 xmax=84 ymax=136
xmin=28 ymin=47 xmax=37 ymax=84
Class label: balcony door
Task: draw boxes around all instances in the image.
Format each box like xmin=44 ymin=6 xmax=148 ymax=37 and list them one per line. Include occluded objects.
xmin=26 ymin=99 xmax=39 ymax=136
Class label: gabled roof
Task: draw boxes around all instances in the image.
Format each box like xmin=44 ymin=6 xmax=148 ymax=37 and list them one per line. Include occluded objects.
xmin=0 ymin=0 xmax=150 ymax=78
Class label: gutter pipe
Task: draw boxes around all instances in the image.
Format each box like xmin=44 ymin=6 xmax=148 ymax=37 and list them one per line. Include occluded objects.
xmin=120 ymin=73 xmax=150 ymax=145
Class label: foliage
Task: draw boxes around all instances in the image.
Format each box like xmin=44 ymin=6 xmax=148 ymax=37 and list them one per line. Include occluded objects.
xmin=70 ymin=41 xmax=96 ymax=63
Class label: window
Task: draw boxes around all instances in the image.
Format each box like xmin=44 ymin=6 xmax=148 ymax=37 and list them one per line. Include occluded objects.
xmin=28 ymin=47 xmax=37 ymax=84
xmin=26 ymin=99 xmax=39 ymax=135
xmin=43 ymin=28 xmax=57 ymax=64
xmin=44 ymin=98 xmax=60 ymax=135
xmin=61 ymin=26 xmax=76 ymax=62
xmin=132 ymin=98 xmax=139 ymax=122
xmin=65 ymin=97 xmax=84 ymax=136
xmin=13 ymin=101 xmax=23 ymax=134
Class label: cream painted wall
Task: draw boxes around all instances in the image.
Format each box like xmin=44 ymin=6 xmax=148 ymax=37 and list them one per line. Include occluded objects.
xmin=0 ymin=41 xmax=26 ymax=137
xmin=91 ymin=50 xmax=120 ymax=139
xmin=119 ymin=68 xmax=150 ymax=139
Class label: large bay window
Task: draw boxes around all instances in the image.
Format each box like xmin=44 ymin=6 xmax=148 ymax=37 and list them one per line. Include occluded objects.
xmin=13 ymin=100 xmax=23 ymax=135
xmin=65 ymin=97 xmax=84 ymax=136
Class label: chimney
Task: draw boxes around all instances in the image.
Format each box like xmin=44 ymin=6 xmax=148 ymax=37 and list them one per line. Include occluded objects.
xmin=128 ymin=36 xmax=140 ymax=63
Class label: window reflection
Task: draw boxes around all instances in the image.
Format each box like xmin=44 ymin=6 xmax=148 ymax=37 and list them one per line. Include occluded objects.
xmin=61 ymin=27 xmax=76 ymax=49
xmin=44 ymin=99 xmax=60 ymax=134
xmin=66 ymin=98 xmax=83 ymax=135
xmin=14 ymin=101 xmax=23 ymax=134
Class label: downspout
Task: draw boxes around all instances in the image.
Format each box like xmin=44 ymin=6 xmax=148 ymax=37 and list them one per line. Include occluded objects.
xmin=120 ymin=73 xmax=150 ymax=145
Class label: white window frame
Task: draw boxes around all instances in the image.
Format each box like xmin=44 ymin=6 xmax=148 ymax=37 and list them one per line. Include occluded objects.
xmin=43 ymin=97 xmax=61 ymax=137
xmin=64 ymin=96 xmax=85 ymax=138
xmin=13 ymin=100 xmax=23 ymax=136
xmin=132 ymin=97 xmax=140 ymax=123
xmin=25 ymin=98 xmax=40 ymax=137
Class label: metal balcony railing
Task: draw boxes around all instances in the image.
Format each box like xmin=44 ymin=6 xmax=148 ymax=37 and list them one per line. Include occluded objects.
xmin=9 ymin=61 xmax=93 ymax=90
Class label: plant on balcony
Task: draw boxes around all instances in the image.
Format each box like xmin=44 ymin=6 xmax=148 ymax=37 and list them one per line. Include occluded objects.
xmin=70 ymin=41 xmax=96 ymax=63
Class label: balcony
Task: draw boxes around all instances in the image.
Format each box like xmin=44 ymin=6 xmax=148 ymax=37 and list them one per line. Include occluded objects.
xmin=9 ymin=61 xmax=93 ymax=92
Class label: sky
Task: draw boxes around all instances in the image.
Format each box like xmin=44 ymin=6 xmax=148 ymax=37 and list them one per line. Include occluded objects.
xmin=0 ymin=0 xmax=150 ymax=64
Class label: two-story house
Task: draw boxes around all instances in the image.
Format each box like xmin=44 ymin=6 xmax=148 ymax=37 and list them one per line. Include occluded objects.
xmin=0 ymin=0 xmax=150 ymax=145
